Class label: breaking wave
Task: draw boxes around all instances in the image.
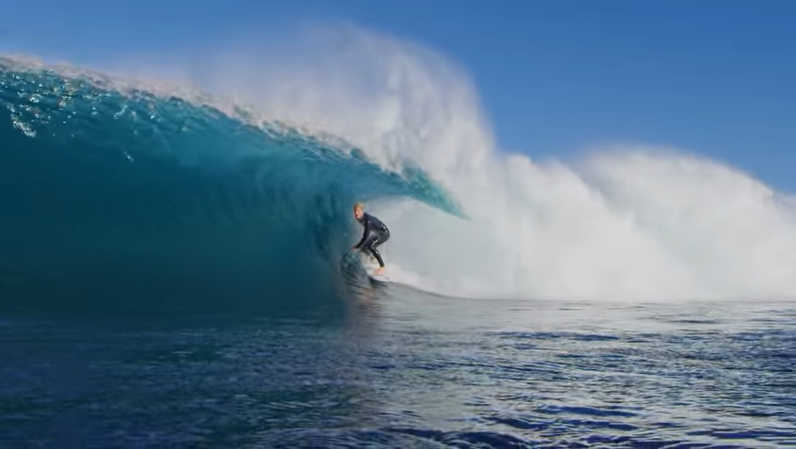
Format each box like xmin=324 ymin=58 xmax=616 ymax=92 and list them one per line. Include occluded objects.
xmin=2 ymin=24 xmax=795 ymax=308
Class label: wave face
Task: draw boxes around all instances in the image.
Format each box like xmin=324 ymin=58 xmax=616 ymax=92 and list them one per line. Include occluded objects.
xmin=0 ymin=57 xmax=459 ymax=314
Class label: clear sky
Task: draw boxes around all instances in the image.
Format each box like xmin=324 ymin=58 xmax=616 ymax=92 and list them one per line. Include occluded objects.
xmin=2 ymin=0 xmax=795 ymax=192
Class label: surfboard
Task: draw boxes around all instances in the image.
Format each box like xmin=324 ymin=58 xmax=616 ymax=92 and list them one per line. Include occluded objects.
xmin=356 ymin=252 xmax=409 ymax=287
xmin=368 ymin=272 xmax=392 ymax=284
xmin=355 ymin=254 xmax=447 ymax=297
xmin=357 ymin=253 xmax=389 ymax=282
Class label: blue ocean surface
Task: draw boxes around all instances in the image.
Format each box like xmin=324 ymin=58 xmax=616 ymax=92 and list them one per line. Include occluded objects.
xmin=1 ymin=296 xmax=794 ymax=448
xmin=1 ymin=58 xmax=795 ymax=448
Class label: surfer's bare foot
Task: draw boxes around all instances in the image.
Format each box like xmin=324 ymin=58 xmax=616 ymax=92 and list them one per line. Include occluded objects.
xmin=374 ymin=267 xmax=385 ymax=275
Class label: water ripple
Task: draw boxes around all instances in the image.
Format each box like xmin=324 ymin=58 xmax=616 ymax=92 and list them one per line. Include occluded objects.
xmin=0 ymin=299 xmax=793 ymax=447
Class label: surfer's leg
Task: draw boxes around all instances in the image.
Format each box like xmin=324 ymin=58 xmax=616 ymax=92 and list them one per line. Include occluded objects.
xmin=360 ymin=229 xmax=388 ymax=275
xmin=358 ymin=233 xmax=382 ymax=267
xmin=365 ymin=239 xmax=385 ymax=267
xmin=374 ymin=229 xmax=389 ymax=247
xmin=367 ymin=230 xmax=390 ymax=274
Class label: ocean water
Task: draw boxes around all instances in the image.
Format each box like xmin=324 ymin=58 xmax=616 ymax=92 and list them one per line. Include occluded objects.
xmin=1 ymin=293 xmax=794 ymax=448
xmin=1 ymin=43 xmax=795 ymax=449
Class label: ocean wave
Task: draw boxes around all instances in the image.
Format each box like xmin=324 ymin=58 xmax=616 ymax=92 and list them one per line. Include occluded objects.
xmin=0 ymin=57 xmax=459 ymax=313
xmin=3 ymin=22 xmax=796 ymax=306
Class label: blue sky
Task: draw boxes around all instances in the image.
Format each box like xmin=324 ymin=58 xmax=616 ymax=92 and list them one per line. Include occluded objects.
xmin=2 ymin=0 xmax=795 ymax=192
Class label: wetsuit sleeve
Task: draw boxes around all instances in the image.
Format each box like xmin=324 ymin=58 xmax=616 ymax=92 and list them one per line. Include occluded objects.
xmin=354 ymin=217 xmax=370 ymax=249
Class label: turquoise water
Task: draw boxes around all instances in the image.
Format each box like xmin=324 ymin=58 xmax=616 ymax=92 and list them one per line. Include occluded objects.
xmin=0 ymin=58 xmax=457 ymax=315
xmin=1 ymin=58 xmax=794 ymax=448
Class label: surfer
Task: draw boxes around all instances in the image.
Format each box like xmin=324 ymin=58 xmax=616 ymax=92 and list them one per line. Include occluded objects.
xmin=351 ymin=202 xmax=390 ymax=275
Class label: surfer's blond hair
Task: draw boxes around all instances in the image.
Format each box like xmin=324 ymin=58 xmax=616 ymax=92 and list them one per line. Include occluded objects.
xmin=353 ymin=202 xmax=365 ymax=212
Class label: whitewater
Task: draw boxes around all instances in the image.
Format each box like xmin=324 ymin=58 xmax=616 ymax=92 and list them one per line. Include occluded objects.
xmin=201 ymin=27 xmax=796 ymax=303
xmin=7 ymin=25 xmax=792 ymax=303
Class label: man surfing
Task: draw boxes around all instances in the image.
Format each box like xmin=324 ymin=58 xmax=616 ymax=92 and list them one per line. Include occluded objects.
xmin=351 ymin=202 xmax=390 ymax=276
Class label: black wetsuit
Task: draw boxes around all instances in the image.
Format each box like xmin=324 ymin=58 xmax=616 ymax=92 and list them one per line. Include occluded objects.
xmin=354 ymin=213 xmax=391 ymax=267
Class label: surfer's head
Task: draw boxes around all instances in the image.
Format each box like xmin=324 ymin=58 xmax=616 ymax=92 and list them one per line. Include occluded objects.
xmin=353 ymin=202 xmax=365 ymax=219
